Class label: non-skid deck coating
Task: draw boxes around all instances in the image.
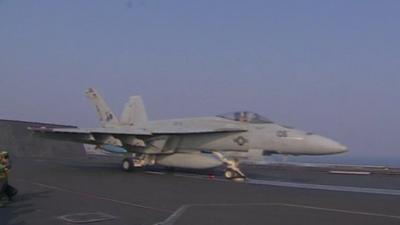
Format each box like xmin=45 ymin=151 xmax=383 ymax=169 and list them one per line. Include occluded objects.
xmin=1 ymin=158 xmax=400 ymax=225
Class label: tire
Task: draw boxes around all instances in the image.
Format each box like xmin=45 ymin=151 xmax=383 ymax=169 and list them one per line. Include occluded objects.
xmin=224 ymin=169 xmax=235 ymax=179
xmin=122 ymin=158 xmax=133 ymax=172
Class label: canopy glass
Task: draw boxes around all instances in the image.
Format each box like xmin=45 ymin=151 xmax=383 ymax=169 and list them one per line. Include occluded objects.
xmin=217 ymin=111 xmax=274 ymax=124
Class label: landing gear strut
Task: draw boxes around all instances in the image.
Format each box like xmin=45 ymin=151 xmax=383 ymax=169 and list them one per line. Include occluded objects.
xmin=213 ymin=152 xmax=246 ymax=179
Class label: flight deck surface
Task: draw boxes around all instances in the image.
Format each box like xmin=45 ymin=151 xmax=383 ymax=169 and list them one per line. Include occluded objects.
xmin=1 ymin=157 xmax=400 ymax=225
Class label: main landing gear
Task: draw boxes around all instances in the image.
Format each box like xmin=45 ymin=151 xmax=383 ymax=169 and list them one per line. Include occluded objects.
xmin=212 ymin=152 xmax=246 ymax=180
xmin=122 ymin=158 xmax=134 ymax=171
xmin=224 ymin=168 xmax=242 ymax=179
xmin=121 ymin=154 xmax=155 ymax=172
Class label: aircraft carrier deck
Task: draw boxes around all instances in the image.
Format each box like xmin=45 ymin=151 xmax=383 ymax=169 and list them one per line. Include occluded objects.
xmin=1 ymin=119 xmax=400 ymax=225
xmin=1 ymin=157 xmax=400 ymax=225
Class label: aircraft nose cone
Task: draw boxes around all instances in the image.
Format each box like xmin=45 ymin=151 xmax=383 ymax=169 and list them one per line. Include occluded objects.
xmin=327 ymin=141 xmax=348 ymax=154
xmin=307 ymin=135 xmax=348 ymax=155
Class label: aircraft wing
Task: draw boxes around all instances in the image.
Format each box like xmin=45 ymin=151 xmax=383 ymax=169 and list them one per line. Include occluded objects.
xmin=152 ymin=127 xmax=246 ymax=134
xmin=29 ymin=126 xmax=244 ymax=135
xmin=28 ymin=126 xmax=152 ymax=146
xmin=29 ymin=127 xmax=152 ymax=135
xmin=28 ymin=126 xmax=245 ymax=146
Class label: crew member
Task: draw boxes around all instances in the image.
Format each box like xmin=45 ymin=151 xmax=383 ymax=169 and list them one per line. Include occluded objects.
xmin=1 ymin=151 xmax=10 ymax=169
xmin=0 ymin=154 xmax=8 ymax=205
xmin=0 ymin=151 xmax=17 ymax=202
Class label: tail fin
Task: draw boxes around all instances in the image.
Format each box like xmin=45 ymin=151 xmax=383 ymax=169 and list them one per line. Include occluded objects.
xmin=85 ymin=88 xmax=119 ymax=127
xmin=120 ymin=96 xmax=148 ymax=128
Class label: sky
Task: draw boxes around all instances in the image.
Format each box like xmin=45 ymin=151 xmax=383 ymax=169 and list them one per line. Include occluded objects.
xmin=0 ymin=1 xmax=399 ymax=165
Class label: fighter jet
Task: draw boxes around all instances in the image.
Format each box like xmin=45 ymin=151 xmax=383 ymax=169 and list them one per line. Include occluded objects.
xmin=29 ymin=88 xmax=348 ymax=179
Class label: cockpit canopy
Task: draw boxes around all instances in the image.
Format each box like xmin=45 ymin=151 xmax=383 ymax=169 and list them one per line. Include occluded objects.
xmin=217 ymin=111 xmax=274 ymax=124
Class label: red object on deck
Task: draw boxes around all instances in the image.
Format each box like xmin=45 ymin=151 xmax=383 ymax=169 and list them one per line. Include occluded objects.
xmin=208 ymin=174 xmax=215 ymax=180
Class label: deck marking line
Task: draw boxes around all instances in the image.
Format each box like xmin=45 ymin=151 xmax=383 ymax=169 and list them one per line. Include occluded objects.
xmin=248 ymin=179 xmax=400 ymax=196
xmin=155 ymin=202 xmax=400 ymax=225
xmin=279 ymin=203 xmax=400 ymax=220
xmin=15 ymin=178 xmax=172 ymax=213
xmin=173 ymin=173 xmax=400 ymax=196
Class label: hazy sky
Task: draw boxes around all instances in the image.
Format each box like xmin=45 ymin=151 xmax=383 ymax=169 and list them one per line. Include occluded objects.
xmin=0 ymin=1 xmax=399 ymax=162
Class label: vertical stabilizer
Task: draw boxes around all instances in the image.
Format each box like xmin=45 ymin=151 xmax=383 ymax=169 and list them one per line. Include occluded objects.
xmin=85 ymin=88 xmax=119 ymax=127
xmin=120 ymin=96 xmax=148 ymax=128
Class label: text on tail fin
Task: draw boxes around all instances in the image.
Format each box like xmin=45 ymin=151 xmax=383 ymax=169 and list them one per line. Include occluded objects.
xmin=85 ymin=88 xmax=119 ymax=127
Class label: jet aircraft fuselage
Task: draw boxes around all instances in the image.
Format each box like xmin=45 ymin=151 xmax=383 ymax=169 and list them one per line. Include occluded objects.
xmin=146 ymin=115 xmax=347 ymax=157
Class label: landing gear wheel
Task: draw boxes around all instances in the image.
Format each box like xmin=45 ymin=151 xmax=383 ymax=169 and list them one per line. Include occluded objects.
xmin=122 ymin=158 xmax=133 ymax=171
xmin=224 ymin=169 xmax=236 ymax=179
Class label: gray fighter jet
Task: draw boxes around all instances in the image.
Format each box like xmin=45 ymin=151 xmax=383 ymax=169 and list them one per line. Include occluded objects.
xmin=29 ymin=88 xmax=348 ymax=179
